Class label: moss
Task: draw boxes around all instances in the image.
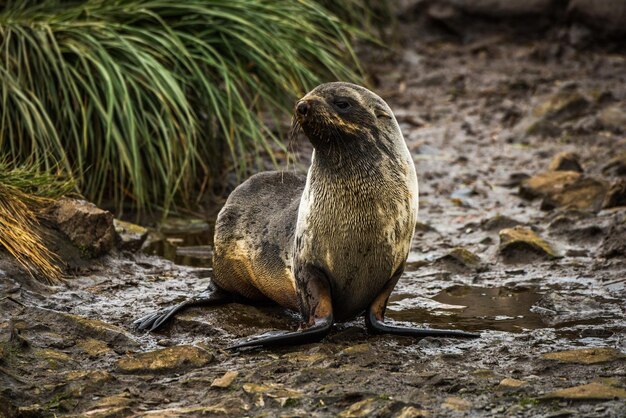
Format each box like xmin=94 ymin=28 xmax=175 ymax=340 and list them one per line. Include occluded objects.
xmin=517 ymin=397 xmax=539 ymax=407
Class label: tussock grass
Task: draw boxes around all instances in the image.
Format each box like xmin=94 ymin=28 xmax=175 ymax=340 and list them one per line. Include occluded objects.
xmin=0 ymin=159 xmax=75 ymax=284
xmin=0 ymin=0 xmax=365 ymax=213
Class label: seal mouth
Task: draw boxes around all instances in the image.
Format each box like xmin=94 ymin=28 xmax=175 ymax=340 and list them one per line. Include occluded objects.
xmin=291 ymin=98 xmax=342 ymax=147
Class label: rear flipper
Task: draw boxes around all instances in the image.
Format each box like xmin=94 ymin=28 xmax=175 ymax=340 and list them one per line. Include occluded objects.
xmin=366 ymin=309 xmax=480 ymax=339
xmin=228 ymin=315 xmax=333 ymax=349
xmin=366 ymin=268 xmax=480 ymax=340
xmin=132 ymin=282 xmax=231 ymax=332
xmin=229 ymin=264 xmax=333 ymax=350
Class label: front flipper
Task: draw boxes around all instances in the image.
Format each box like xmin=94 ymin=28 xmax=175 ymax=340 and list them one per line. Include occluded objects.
xmin=133 ymin=283 xmax=231 ymax=332
xmin=366 ymin=268 xmax=480 ymax=340
xmin=229 ymin=265 xmax=333 ymax=349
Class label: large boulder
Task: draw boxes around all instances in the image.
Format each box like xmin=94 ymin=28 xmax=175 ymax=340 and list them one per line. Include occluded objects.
xmin=568 ymin=0 xmax=626 ymax=33
xmin=448 ymin=0 xmax=555 ymax=17
xmin=47 ymin=198 xmax=116 ymax=258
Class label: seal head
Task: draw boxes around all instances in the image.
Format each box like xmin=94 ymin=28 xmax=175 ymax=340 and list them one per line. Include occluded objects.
xmin=294 ymin=82 xmax=401 ymax=162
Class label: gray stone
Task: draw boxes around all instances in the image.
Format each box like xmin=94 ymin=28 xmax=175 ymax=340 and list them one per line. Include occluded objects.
xmin=47 ymin=198 xmax=116 ymax=258
xmin=114 ymin=220 xmax=148 ymax=252
xmin=568 ymin=0 xmax=626 ymax=33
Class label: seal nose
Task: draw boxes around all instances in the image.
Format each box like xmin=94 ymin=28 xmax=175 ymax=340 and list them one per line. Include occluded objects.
xmin=296 ymin=100 xmax=309 ymax=117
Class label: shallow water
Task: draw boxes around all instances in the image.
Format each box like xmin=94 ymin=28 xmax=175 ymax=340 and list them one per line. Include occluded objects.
xmin=143 ymin=217 xmax=215 ymax=267
xmin=388 ymin=286 xmax=545 ymax=333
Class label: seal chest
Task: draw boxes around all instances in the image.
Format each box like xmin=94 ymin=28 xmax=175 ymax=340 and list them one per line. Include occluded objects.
xmin=293 ymin=83 xmax=418 ymax=321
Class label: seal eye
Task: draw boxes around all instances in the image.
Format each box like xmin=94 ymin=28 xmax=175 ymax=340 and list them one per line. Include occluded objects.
xmin=334 ymin=100 xmax=350 ymax=110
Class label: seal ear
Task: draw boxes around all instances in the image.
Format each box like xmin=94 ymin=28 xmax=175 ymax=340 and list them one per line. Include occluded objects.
xmin=374 ymin=106 xmax=392 ymax=119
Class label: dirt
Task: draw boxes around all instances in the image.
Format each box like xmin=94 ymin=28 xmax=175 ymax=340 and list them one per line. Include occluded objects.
xmin=1 ymin=11 xmax=626 ymax=418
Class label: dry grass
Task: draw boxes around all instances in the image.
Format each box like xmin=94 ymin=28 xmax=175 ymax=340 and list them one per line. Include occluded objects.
xmin=0 ymin=161 xmax=75 ymax=285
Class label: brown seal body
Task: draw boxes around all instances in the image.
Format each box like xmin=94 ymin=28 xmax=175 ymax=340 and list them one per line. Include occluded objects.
xmin=213 ymin=82 xmax=417 ymax=321
xmin=134 ymin=82 xmax=478 ymax=347
xmin=211 ymin=171 xmax=303 ymax=311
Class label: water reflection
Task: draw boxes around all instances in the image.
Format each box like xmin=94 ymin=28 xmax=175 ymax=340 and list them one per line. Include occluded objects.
xmin=143 ymin=218 xmax=215 ymax=267
xmin=387 ymin=286 xmax=545 ymax=333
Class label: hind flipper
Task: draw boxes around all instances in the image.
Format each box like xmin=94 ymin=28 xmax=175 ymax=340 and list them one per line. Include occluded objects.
xmin=229 ymin=264 xmax=333 ymax=349
xmin=365 ymin=268 xmax=480 ymax=340
xmin=133 ymin=283 xmax=231 ymax=332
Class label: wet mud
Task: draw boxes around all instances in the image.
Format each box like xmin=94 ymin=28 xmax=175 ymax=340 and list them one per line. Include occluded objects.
xmin=2 ymin=12 xmax=626 ymax=418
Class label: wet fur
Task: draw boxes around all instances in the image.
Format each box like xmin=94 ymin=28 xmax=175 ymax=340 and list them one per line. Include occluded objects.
xmin=213 ymin=82 xmax=418 ymax=322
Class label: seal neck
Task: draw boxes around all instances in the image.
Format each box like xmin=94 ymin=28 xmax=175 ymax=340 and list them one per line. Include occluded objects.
xmin=308 ymin=129 xmax=403 ymax=176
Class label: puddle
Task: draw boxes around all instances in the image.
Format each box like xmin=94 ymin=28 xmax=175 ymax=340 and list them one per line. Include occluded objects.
xmin=387 ymin=286 xmax=546 ymax=333
xmin=143 ymin=218 xmax=216 ymax=267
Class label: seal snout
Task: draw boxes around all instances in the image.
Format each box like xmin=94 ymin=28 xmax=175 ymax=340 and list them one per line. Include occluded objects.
xmin=296 ymin=100 xmax=310 ymax=117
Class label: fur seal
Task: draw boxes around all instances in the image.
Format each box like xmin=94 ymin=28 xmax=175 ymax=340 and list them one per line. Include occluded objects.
xmin=133 ymin=82 xmax=479 ymax=347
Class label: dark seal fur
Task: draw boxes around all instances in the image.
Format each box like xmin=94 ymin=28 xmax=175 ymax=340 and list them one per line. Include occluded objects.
xmin=133 ymin=82 xmax=479 ymax=347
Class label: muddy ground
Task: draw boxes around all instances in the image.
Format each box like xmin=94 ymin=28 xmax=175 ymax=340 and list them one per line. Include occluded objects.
xmin=1 ymin=8 xmax=626 ymax=418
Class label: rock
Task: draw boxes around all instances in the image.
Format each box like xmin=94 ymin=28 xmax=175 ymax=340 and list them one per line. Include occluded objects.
xmin=548 ymin=152 xmax=583 ymax=173
xmin=242 ymin=382 xmax=302 ymax=399
xmin=600 ymin=222 xmax=626 ymax=258
xmin=540 ymin=177 xmax=608 ymax=212
xmin=16 ymin=404 xmax=45 ymax=417
xmin=602 ymin=152 xmax=626 ymax=177
xmin=511 ymin=91 xmax=590 ymax=139
xmin=498 ymin=378 xmax=528 ymax=389
xmin=603 ymin=179 xmax=626 ymax=209
xmin=441 ymin=396 xmax=472 ymax=412
xmin=405 ymin=260 xmax=429 ymax=271
xmin=65 ymin=369 xmax=112 ymax=384
xmin=435 ymin=247 xmax=482 ymax=271
xmin=76 ymin=338 xmax=112 ymax=358
xmin=140 ymin=402 xmax=247 ymax=417
xmin=415 ymin=221 xmax=436 ymax=233
xmin=47 ymin=198 xmax=116 ymax=258
xmin=501 ymin=172 xmax=530 ymax=188
xmin=542 ymin=382 xmax=626 ymax=400
xmin=394 ymin=406 xmax=430 ymax=417
xmin=471 ymin=369 xmax=495 ymax=378
xmin=116 ymin=345 xmax=213 ymax=374
xmin=531 ymin=91 xmax=589 ymax=123
xmin=114 ymin=220 xmax=148 ymax=252
xmin=520 ymin=171 xmax=608 ymax=212
xmin=62 ymin=370 xmax=114 ymax=398
xmin=81 ymin=394 xmax=132 ymax=417
xmin=33 ymin=348 xmax=72 ymax=368
xmin=568 ymin=0 xmax=626 ymax=33
xmin=597 ymin=104 xmax=626 ymax=132
xmin=548 ymin=213 xmax=605 ymax=244
xmin=211 ymin=371 xmax=239 ymax=388
xmin=519 ymin=171 xmax=581 ymax=200
xmin=542 ymin=347 xmax=625 ymax=364
xmin=447 ymin=0 xmax=554 ymax=17
xmin=499 ymin=226 xmax=558 ymax=261
xmin=340 ymin=343 xmax=372 ymax=356
xmin=566 ymin=248 xmax=588 ymax=257
xmin=481 ymin=215 xmax=522 ymax=231
xmin=339 ymin=398 xmax=378 ymax=418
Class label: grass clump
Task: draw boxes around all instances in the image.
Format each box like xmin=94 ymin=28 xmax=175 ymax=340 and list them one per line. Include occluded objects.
xmin=0 ymin=0 xmax=365 ymax=213
xmin=0 ymin=159 xmax=75 ymax=284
